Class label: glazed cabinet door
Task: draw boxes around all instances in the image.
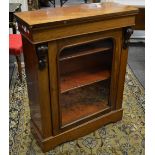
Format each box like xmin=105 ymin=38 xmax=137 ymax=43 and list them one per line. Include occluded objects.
xmin=48 ymin=31 xmax=122 ymax=135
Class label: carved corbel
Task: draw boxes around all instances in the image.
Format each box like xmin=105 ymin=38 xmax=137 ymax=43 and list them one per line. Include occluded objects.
xmin=123 ymin=27 xmax=133 ymax=49
xmin=36 ymin=44 xmax=48 ymax=70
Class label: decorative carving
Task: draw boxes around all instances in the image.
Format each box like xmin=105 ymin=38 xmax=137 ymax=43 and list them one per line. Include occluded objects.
xmin=123 ymin=27 xmax=133 ymax=49
xmin=36 ymin=44 xmax=48 ymax=70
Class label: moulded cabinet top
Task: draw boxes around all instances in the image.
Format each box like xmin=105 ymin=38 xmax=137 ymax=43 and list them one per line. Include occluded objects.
xmin=15 ymin=2 xmax=138 ymax=29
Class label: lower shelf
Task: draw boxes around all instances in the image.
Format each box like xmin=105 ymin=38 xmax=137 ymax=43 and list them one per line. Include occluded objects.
xmin=60 ymin=80 xmax=110 ymax=126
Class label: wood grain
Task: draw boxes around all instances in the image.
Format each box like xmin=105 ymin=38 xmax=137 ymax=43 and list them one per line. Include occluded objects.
xmin=22 ymin=36 xmax=52 ymax=138
xmin=15 ymin=3 xmax=138 ymax=29
xmin=60 ymin=68 xmax=110 ymax=93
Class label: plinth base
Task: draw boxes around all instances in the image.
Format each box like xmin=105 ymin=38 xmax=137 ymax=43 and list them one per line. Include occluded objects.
xmin=31 ymin=109 xmax=123 ymax=152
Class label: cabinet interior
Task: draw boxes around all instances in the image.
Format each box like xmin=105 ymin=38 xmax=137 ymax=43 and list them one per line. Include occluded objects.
xmin=58 ymin=38 xmax=114 ymax=126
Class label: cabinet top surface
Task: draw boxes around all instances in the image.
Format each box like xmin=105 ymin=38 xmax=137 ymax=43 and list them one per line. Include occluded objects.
xmin=15 ymin=2 xmax=138 ymax=29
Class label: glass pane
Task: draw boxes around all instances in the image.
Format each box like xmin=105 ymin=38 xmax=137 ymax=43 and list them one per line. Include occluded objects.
xmin=59 ymin=39 xmax=113 ymax=127
xmin=60 ymin=80 xmax=110 ymax=125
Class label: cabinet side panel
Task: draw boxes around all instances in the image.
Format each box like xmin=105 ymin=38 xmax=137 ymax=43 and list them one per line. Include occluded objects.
xmin=22 ymin=37 xmax=52 ymax=138
xmin=22 ymin=36 xmax=43 ymax=134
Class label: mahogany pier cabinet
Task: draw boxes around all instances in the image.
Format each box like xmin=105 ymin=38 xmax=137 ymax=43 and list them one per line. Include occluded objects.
xmin=15 ymin=3 xmax=138 ymax=152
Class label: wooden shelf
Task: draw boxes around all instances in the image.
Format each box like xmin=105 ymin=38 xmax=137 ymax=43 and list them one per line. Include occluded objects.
xmin=60 ymin=68 xmax=110 ymax=93
xmin=59 ymin=41 xmax=112 ymax=61
xmin=62 ymin=101 xmax=110 ymax=126
xmin=60 ymin=80 xmax=110 ymax=126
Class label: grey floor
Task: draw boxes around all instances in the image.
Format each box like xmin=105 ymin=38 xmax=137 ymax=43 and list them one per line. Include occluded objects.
xmin=128 ymin=43 xmax=145 ymax=87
